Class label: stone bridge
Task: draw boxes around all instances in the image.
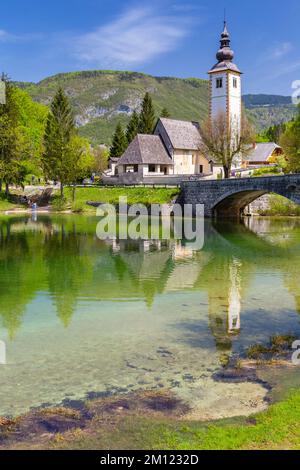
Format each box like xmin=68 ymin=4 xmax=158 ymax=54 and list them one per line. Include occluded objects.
xmin=180 ymin=174 xmax=300 ymax=218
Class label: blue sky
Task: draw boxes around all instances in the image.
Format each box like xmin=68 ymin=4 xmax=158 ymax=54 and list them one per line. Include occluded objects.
xmin=0 ymin=0 xmax=299 ymax=95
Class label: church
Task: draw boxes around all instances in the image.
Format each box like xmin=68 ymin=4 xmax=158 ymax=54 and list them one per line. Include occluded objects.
xmin=105 ymin=23 xmax=248 ymax=184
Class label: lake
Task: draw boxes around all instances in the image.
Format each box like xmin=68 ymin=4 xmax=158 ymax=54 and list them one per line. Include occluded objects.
xmin=0 ymin=214 xmax=300 ymax=418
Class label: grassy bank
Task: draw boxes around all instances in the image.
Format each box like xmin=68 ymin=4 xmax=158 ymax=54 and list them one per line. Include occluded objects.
xmin=258 ymin=194 xmax=300 ymax=217
xmin=3 ymin=389 xmax=300 ymax=450
xmin=52 ymin=187 xmax=180 ymax=212
xmin=56 ymin=391 xmax=300 ymax=450
xmin=0 ymin=192 xmax=22 ymax=211
xmin=151 ymin=391 xmax=300 ymax=450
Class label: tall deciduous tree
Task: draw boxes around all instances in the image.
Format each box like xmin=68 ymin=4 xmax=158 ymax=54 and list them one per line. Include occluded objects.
xmin=92 ymin=146 xmax=109 ymax=174
xmin=199 ymin=111 xmax=255 ymax=179
xmin=42 ymin=88 xmax=75 ymax=197
xmin=67 ymin=135 xmax=94 ymax=201
xmin=138 ymin=92 xmax=155 ymax=134
xmin=280 ymin=105 xmax=300 ymax=173
xmin=126 ymin=111 xmax=139 ymax=143
xmin=0 ymin=76 xmax=23 ymax=195
xmin=110 ymin=122 xmax=127 ymax=158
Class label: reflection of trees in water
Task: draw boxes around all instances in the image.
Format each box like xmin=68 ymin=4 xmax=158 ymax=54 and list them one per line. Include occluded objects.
xmin=0 ymin=218 xmax=46 ymax=338
xmin=0 ymin=216 xmax=300 ymax=340
xmin=0 ymin=217 xmax=94 ymax=334
xmin=110 ymin=239 xmax=174 ymax=308
xmin=43 ymin=227 xmax=93 ymax=327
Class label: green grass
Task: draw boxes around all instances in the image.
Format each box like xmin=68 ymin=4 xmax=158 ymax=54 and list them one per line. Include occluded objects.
xmin=155 ymin=391 xmax=300 ymax=450
xmin=49 ymin=390 xmax=300 ymax=450
xmin=0 ymin=193 xmax=21 ymax=211
xmin=52 ymin=187 xmax=180 ymax=212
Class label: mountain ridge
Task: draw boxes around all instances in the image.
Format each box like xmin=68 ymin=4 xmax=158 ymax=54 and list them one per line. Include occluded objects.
xmin=15 ymin=70 xmax=298 ymax=145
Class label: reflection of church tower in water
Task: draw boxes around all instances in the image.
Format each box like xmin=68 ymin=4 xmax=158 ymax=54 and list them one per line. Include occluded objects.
xmin=228 ymin=258 xmax=242 ymax=333
xmin=206 ymin=256 xmax=242 ymax=353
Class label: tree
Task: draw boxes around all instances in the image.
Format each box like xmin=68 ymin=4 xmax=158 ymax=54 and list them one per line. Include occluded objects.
xmin=16 ymin=87 xmax=48 ymax=176
xmin=126 ymin=111 xmax=139 ymax=143
xmin=199 ymin=111 xmax=255 ymax=179
xmin=67 ymin=135 xmax=94 ymax=201
xmin=280 ymin=105 xmax=300 ymax=173
xmin=138 ymin=92 xmax=156 ymax=134
xmin=0 ymin=76 xmax=24 ymax=195
xmin=42 ymin=87 xmax=75 ymax=197
xmin=161 ymin=107 xmax=171 ymax=118
xmin=266 ymin=123 xmax=287 ymax=144
xmin=110 ymin=122 xmax=127 ymax=158
xmin=92 ymin=146 xmax=109 ymax=174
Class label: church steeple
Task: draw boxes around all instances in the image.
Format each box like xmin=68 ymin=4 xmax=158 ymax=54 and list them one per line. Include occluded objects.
xmin=209 ymin=21 xmax=241 ymax=73
xmin=216 ymin=22 xmax=234 ymax=63
xmin=208 ymin=20 xmax=242 ymax=161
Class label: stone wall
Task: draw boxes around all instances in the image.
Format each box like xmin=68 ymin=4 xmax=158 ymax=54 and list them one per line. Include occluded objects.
xmin=247 ymin=195 xmax=272 ymax=215
xmin=180 ymin=175 xmax=300 ymax=217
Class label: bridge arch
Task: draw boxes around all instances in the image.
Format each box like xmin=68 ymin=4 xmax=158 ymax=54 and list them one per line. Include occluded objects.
xmin=212 ymin=188 xmax=299 ymax=218
xmin=212 ymin=189 xmax=268 ymax=217
xmin=180 ymin=175 xmax=300 ymax=218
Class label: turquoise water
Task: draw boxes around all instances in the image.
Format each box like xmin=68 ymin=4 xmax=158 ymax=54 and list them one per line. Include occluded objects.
xmin=0 ymin=215 xmax=300 ymax=418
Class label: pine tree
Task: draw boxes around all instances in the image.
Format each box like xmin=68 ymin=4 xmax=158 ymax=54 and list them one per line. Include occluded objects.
xmin=42 ymin=87 xmax=75 ymax=197
xmin=126 ymin=111 xmax=139 ymax=143
xmin=266 ymin=123 xmax=286 ymax=144
xmin=161 ymin=107 xmax=171 ymax=118
xmin=110 ymin=123 xmax=128 ymax=158
xmin=138 ymin=93 xmax=156 ymax=134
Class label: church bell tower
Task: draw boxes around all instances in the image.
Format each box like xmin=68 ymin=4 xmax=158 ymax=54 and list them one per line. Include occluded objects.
xmin=208 ymin=22 xmax=242 ymax=137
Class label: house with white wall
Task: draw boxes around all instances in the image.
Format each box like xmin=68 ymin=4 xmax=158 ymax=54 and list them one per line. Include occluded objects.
xmin=105 ymin=22 xmax=280 ymax=183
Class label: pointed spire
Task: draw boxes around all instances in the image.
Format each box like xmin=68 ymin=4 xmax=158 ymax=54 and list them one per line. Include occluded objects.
xmin=222 ymin=21 xmax=229 ymax=38
xmin=216 ymin=20 xmax=234 ymax=63
xmin=208 ymin=18 xmax=241 ymax=74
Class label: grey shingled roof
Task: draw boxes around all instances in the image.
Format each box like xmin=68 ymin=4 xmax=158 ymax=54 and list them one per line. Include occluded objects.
xmin=247 ymin=143 xmax=281 ymax=162
xmin=159 ymin=118 xmax=202 ymax=151
xmin=209 ymin=61 xmax=241 ymax=74
xmin=117 ymin=134 xmax=173 ymax=166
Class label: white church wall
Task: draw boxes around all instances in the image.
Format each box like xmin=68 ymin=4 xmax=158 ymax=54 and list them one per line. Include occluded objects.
xmin=210 ymin=73 xmax=228 ymax=118
xmin=228 ymin=72 xmax=242 ymax=134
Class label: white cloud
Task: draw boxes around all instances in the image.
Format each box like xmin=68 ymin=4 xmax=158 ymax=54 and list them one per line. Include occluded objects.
xmin=0 ymin=29 xmax=43 ymax=44
xmin=0 ymin=30 xmax=16 ymax=42
xmin=271 ymin=42 xmax=293 ymax=60
xmin=74 ymin=7 xmax=190 ymax=67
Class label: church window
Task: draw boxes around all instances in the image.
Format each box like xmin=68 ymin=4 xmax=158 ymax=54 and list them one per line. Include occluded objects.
xmin=216 ymin=78 xmax=223 ymax=88
xmin=233 ymin=77 xmax=238 ymax=88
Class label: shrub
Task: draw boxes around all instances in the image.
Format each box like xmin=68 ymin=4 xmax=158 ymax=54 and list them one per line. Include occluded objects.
xmin=252 ymin=166 xmax=281 ymax=177
xmin=258 ymin=194 xmax=300 ymax=216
